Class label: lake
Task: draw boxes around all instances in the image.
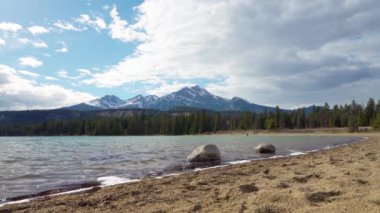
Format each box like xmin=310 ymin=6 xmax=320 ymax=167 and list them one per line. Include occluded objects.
xmin=0 ymin=135 xmax=359 ymax=203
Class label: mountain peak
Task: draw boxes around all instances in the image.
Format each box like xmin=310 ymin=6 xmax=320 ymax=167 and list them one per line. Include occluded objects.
xmin=145 ymin=95 xmax=159 ymax=101
xmin=231 ymin=97 xmax=246 ymax=101
xmin=100 ymin=95 xmax=122 ymax=100
xmin=131 ymin=94 xmax=144 ymax=99
xmin=190 ymin=85 xmax=202 ymax=91
xmin=67 ymin=85 xmax=273 ymax=113
xmin=88 ymin=95 xmax=125 ymax=108
xmin=122 ymin=94 xmax=159 ymax=109
xmin=177 ymin=85 xmax=209 ymax=96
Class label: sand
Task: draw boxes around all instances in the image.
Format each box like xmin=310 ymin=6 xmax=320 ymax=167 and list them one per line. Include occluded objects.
xmin=0 ymin=132 xmax=379 ymax=213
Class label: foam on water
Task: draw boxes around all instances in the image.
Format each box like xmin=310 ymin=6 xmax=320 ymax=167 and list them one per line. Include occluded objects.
xmin=227 ymin=160 xmax=251 ymax=165
xmin=0 ymin=187 xmax=97 ymax=208
xmin=97 ymin=176 xmax=140 ymax=187
xmin=289 ymin=151 xmax=306 ymax=156
xmin=51 ymin=188 xmax=93 ymax=197
xmin=193 ymin=165 xmax=226 ymax=172
xmin=0 ymin=199 xmax=30 ymax=208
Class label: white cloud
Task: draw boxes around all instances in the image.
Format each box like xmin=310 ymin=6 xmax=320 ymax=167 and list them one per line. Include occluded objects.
xmin=57 ymin=70 xmax=69 ymax=78
xmin=84 ymin=0 xmax=380 ymax=108
xmin=32 ymin=41 xmax=48 ymax=48
xmin=148 ymin=81 xmax=194 ymax=97
xmin=18 ymin=38 xmax=48 ymax=48
xmin=27 ymin=25 xmax=49 ymax=35
xmin=45 ymin=76 xmax=58 ymax=81
xmin=102 ymin=5 xmax=111 ymax=10
xmin=53 ymin=21 xmax=84 ymax=31
xmin=108 ymin=5 xmax=146 ymax=42
xmin=18 ymin=38 xmax=29 ymax=44
xmin=75 ymin=14 xmax=107 ymax=32
xmin=77 ymin=68 xmax=92 ymax=76
xmin=18 ymin=70 xmax=40 ymax=78
xmin=0 ymin=64 xmax=95 ymax=110
xmin=0 ymin=38 xmax=5 ymax=46
xmin=56 ymin=47 xmax=68 ymax=53
xmin=0 ymin=21 xmax=22 ymax=32
xmin=58 ymin=69 xmax=90 ymax=80
xmin=56 ymin=41 xmax=68 ymax=53
xmin=19 ymin=56 xmax=43 ymax=68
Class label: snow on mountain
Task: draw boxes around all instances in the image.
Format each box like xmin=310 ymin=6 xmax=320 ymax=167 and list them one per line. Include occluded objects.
xmin=153 ymin=85 xmax=228 ymax=111
xmin=87 ymin=95 xmax=126 ymax=109
xmin=65 ymin=85 xmax=276 ymax=112
xmin=123 ymin=94 xmax=145 ymax=108
xmin=121 ymin=94 xmax=159 ymax=109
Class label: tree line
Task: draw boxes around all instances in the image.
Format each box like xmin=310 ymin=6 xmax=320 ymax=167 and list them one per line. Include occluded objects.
xmin=0 ymin=98 xmax=380 ymax=136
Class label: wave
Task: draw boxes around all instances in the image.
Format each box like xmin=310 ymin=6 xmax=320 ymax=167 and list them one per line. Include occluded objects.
xmin=97 ymin=176 xmax=139 ymax=187
xmin=289 ymin=151 xmax=306 ymax=156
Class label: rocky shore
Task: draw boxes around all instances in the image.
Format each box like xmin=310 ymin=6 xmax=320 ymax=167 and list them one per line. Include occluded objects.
xmin=1 ymin=132 xmax=379 ymax=213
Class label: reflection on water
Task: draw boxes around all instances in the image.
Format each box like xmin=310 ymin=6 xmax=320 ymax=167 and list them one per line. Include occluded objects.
xmin=0 ymin=135 xmax=357 ymax=201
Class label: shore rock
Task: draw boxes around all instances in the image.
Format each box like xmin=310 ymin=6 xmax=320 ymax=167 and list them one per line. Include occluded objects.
xmin=255 ymin=143 xmax=276 ymax=154
xmin=187 ymin=144 xmax=221 ymax=164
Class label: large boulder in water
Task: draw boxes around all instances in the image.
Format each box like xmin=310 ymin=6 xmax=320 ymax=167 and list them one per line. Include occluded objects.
xmin=255 ymin=143 xmax=276 ymax=154
xmin=187 ymin=144 xmax=221 ymax=164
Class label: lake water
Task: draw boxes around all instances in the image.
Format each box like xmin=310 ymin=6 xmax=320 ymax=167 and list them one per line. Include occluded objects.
xmin=0 ymin=135 xmax=359 ymax=203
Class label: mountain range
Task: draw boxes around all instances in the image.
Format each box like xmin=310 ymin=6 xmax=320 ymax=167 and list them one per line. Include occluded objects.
xmin=65 ymin=85 xmax=278 ymax=113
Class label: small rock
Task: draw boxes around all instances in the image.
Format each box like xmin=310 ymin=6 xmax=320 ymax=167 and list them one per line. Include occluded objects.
xmin=193 ymin=204 xmax=202 ymax=211
xmin=255 ymin=143 xmax=276 ymax=154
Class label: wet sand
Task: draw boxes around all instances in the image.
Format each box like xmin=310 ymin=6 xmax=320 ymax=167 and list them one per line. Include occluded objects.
xmin=1 ymin=132 xmax=379 ymax=213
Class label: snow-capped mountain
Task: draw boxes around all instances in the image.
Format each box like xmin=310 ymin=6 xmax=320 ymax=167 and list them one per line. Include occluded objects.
xmin=87 ymin=95 xmax=127 ymax=109
xmin=121 ymin=94 xmax=159 ymax=109
xmin=64 ymin=85 xmax=275 ymax=113
xmin=153 ymin=85 xmax=228 ymax=111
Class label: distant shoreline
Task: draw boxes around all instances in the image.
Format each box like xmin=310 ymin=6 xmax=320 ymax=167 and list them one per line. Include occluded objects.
xmin=0 ymin=127 xmax=372 ymax=137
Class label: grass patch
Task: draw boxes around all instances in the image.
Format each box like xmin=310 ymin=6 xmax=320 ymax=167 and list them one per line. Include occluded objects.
xmin=239 ymin=184 xmax=259 ymax=193
xmin=276 ymin=182 xmax=289 ymax=188
xmin=356 ymin=179 xmax=369 ymax=185
xmin=306 ymin=191 xmax=341 ymax=203
xmin=293 ymin=174 xmax=320 ymax=183
xmin=255 ymin=205 xmax=283 ymax=213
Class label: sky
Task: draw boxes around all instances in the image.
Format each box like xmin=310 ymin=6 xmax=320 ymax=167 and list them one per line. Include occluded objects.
xmin=0 ymin=0 xmax=379 ymax=110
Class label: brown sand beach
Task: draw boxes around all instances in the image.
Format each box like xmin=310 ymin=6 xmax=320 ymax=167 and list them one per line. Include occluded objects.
xmin=0 ymin=132 xmax=379 ymax=213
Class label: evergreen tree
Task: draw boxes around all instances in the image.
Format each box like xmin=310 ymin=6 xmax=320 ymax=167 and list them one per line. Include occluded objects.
xmin=372 ymin=112 xmax=380 ymax=130
xmin=364 ymin=98 xmax=376 ymax=126
xmin=274 ymin=106 xmax=281 ymax=129
xmin=265 ymin=118 xmax=275 ymax=130
xmin=320 ymin=103 xmax=331 ymax=127
xmin=376 ymin=100 xmax=380 ymax=114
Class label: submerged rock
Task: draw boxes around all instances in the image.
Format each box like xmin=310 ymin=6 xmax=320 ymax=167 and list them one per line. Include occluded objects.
xmin=255 ymin=143 xmax=276 ymax=154
xmin=187 ymin=144 xmax=221 ymax=164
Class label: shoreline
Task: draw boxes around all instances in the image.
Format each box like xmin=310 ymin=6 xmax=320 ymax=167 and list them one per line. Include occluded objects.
xmin=0 ymin=132 xmax=379 ymax=212
xmin=0 ymin=134 xmax=363 ymax=207
xmin=0 ymin=127 xmax=362 ymax=137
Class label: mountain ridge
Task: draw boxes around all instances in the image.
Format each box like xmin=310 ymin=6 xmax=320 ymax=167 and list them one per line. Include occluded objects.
xmin=65 ymin=85 xmax=282 ymax=113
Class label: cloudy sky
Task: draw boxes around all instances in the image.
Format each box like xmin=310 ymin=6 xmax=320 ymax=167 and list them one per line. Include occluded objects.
xmin=0 ymin=0 xmax=379 ymax=110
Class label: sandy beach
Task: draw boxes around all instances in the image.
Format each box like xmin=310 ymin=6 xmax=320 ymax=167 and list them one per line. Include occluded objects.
xmin=1 ymin=132 xmax=379 ymax=213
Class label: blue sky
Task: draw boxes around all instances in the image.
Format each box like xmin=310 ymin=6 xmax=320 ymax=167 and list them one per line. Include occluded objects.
xmin=0 ymin=0 xmax=146 ymax=98
xmin=0 ymin=0 xmax=380 ymax=110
